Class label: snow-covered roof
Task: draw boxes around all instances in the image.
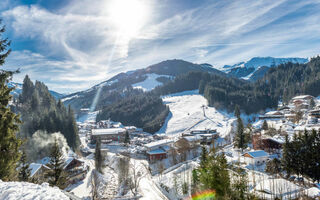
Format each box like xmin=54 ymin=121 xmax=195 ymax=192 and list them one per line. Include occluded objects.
xmin=144 ymin=139 xmax=173 ymax=149
xmin=294 ymin=125 xmax=320 ymax=132
xmin=147 ymin=148 xmax=166 ymax=155
xmin=92 ymin=128 xmax=126 ymax=136
xmin=244 ymin=150 xmax=268 ymax=158
xmin=269 ymin=137 xmax=285 ymax=144
xmin=183 ymin=135 xmax=202 ymax=142
xmin=63 ymin=157 xmax=84 ymax=169
xmin=292 ymin=95 xmax=313 ymax=100
xmin=29 ymin=163 xmax=50 ymax=178
xmin=265 ymin=111 xmax=283 ymax=115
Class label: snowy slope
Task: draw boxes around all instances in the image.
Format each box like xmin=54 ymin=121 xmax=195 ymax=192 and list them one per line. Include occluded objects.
xmin=157 ymin=90 xmax=235 ymax=137
xmin=0 ymin=180 xmax=69 ymax=200
xmin=132 ymin=73 xmax=172 ymax=91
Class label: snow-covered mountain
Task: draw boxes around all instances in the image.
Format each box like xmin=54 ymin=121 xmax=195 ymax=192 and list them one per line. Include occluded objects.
xmin=8 ymin=82 xmax=65 ymax=100
xmin=223 ymin=57 xmax=308 ymax=80
xmin=62 ymin=59 xmax=224 ymax=111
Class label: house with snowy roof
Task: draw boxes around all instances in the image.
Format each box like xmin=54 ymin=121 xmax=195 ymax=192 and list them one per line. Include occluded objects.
xmin=29 ymin=163 xmax=51 ymax=183
xmin=145 ymin=139 xmax=173 ymax=163
xmin=91 ymin=128 xmax=127 ymax=143
xmin=64 ymin=157 xmax=89 ymax=185
xmin=243 ymin=150 xmax=269 ymax=166
xmin=259 ymin=110 xmax=284 ymax=120
xmin=174 ymin=135 xmax=201 ymax=152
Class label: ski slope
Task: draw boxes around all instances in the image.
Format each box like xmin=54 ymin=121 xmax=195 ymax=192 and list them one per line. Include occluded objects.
xmin=157 ymin=90 xmax=235 ymax=137
xmin=132 ymin=73 xmax=172 ymax=91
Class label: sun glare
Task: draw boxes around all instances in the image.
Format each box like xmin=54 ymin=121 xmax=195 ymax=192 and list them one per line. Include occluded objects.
xmin=107 ymin=0 xmax=149 ymax=38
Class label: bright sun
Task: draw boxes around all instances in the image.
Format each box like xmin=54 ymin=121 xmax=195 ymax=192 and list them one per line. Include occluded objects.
xmin=107 ymin=0 xmax=149 ymax=38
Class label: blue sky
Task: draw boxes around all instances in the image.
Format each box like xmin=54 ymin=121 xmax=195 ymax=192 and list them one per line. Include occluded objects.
xmin=1 ymin=0 xmax=320 ymax=93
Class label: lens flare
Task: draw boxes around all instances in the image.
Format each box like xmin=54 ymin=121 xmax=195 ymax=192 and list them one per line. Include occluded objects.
xmin=190 ymin=190 xmax=216 ymax=200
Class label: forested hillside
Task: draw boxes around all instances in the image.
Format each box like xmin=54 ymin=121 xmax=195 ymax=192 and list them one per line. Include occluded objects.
xmin=97 ymin=94 xmax=169 ymax=133
xmin=153 ymin=56 xmax=320 ymax=114
xmin=63 ymin=59 xmax=224 ymax=112
xmin=17 ymin=75 xmax=80 ymax=150
xmin=96 ymin=56 xmax=320 ymax=132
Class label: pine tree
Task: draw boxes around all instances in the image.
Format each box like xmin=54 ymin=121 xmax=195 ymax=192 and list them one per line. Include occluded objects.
xmin=95 ymin=139 xmax=104 ymax=174
xmin=310 ymin=98 xmax=316 ymax=110
xmin=199 ymin=145 xmax=208 ymax=168
xmin=67 ymin=105 xmax=80 ymax=151
xmin=18 ymin=149 xmax=31 ymax=182
xmin=234 ymin=105 xmax=240 ymax=118
xmin=235 ymin=106 xmax=246 ymax=151
xmin=262 ymin=120 xmax=268 ymax=130
xmin=46 ymin=138 xmax=66 ymax=188
xmin=191 ymin=169 xmax=199 ymax=194
xmin=0 ymin=22 xmax=22 ymax=181
xmin=200 ymin=151 xmax=230 ymax=199
xmin=124 ymin=130 xmax=130 ymax=146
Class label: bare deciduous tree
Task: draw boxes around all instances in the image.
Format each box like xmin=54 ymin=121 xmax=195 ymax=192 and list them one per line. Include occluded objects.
xmin=128 ymin=159 xmax=143 ymax=196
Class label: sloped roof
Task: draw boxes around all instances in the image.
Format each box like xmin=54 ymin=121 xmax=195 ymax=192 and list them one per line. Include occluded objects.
xmin=244 ymin=150 xmax=268 ymax=158
xmin=29 ymin=163 xmax=50 ymax=177
xmin=92 ymin=128 xmax=126 ymax=136
xmin=292 ymin=95 xmax=313 ymax=100
xmin=147 ymin=148 xmax=166 ymax=155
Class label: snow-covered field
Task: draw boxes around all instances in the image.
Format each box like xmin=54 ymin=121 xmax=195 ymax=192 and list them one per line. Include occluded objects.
xmin=157 ymin=90 xmax=235 ymax=137
xmin=132 ymin=73 xmax=172 ymax=91
xmin=0 ymin=181 xmax=69 ymax=200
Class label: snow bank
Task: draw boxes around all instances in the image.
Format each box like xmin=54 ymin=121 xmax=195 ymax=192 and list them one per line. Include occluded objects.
xmin=0 ymin=180 xmax=69 ymax=200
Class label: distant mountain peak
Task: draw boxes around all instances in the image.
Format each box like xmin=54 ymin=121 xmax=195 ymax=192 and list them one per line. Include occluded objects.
xmin=223 ymin=56 xmax=308 ymax=80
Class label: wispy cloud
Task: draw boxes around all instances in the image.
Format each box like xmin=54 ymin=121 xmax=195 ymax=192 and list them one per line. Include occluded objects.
xmin=1 ymin=0 xmax=320 ymax=92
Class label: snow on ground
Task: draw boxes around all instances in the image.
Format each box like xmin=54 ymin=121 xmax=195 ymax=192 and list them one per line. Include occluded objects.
xmin=69 ymin=153 xmax=95 ymax=199
xmin=77 ymin=111 xmax=99 ymax=123
xmin=61 ymin=94 xmax=79 ymax=102
xmin=132 ymin=73 xmax=172 ymax=91
xmin=157 ymin=90 xmax=235 ymax=137
xmin=0 ymin=180 xmax=69 ymax=200
xmin=253 ymin=178 xmax=302 ymax=200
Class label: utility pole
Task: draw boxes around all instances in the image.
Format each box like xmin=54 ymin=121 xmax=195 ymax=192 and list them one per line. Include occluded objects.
xmin=201 ymin=105 xmax=206 ymax=117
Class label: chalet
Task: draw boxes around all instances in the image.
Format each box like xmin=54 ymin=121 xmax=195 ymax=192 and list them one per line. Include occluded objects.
xmin=145 ymin=139 xmax=173 ymax=162
xmin=144 ymin=139 xmax=173 ymax=151
xmin=146 ymin=148 xmax=167 ymax=163
xmin=309 ymin=109 xmax=320 ymax=118
xmin=252 ymin=134 xmax=283 ymax=153
xmin=284 ymin=113 xmax=296 ymax=121
xmin=243 ymin=150 xmax=269 ymax=166
xmin=29 ymin=163 xmax=51 ymax=183
xmin=259 ymin=111 xmax=283 ymax=120
xmin=174 ymin=136 xmax=201 ymax=152
xmin=292 ymin=95 xmax=314 ymax=101
xmin=64 ymin=158 xmax=89 ymax=185
xmin=91 ymin=128 xmax=127 ymax=143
